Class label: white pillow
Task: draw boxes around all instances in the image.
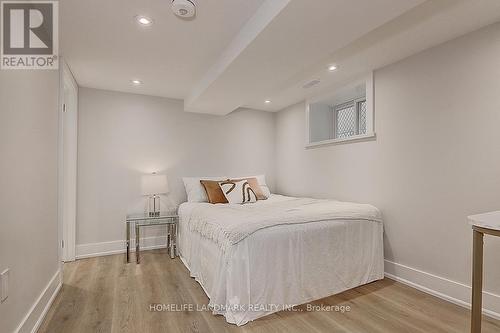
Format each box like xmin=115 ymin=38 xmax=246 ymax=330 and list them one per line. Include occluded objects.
xmin=183 ymin=176 xmax=227 ymax=202
xmin=219 ymin=179 xmax=257 ymax=204
xmin=230 ymin=174 xmax=271 ymax=198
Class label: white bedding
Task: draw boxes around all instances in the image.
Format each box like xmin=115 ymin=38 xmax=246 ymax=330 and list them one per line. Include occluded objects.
xmin=178 ymin=194 xmax=384 ymax=326
xmin=187 ymin=195 xmax=381 ymax=252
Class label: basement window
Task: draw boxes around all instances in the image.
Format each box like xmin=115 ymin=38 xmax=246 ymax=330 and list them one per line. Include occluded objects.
xmin=335 ymin=97 xmax=367 ymax=139
xmin=306 ymin=73 xmax=375 ymax=148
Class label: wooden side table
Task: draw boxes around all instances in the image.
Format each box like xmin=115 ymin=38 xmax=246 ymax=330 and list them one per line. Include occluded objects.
xmin=468 ymin=211 xmax=500 ymax=333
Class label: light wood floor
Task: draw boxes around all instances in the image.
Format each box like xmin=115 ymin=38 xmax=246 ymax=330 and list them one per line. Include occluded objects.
xmin=39 ymin=250 xmax=500 ymax=333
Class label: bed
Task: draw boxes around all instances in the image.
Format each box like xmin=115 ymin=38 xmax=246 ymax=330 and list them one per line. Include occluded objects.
xmin=178 ymin=194 xmax=384 ymax=326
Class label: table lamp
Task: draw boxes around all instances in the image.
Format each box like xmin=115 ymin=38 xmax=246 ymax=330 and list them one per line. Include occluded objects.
xmin=141 ymin=172 xmax=168 ymax=217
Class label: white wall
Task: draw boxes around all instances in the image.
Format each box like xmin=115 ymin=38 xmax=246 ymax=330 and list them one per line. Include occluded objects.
xmin=0 ymin=71 xmax=60 ymax=332
xmin=76 ymin=88 xmax=275 ymax=254
xmin=275 ymin=23 xmax=500 ymax=314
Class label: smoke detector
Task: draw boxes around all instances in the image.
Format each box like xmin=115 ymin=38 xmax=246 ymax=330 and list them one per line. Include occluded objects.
xmin=172 ymin=0 xmax=196 ymax=18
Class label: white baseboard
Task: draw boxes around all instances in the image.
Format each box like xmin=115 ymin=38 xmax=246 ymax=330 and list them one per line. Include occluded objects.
xmin=76 ymin=236 xmax=168 ymax=259
xmin=15 ymin=269 xmax=62 ymax=333
xmin=384 ymin=259 xmax=500 ymax=320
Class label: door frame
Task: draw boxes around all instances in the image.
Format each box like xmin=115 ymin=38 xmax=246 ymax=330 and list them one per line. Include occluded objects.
xmin=58 ymin=59 xmax=78 ymax=262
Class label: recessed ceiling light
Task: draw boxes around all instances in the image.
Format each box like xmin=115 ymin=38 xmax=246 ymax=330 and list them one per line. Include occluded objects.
xmin=265 ymin=100 xmax=271 ymax=104
xmin=131 ymin=79 xmax=143 ymax=85
xmin=328 ymin=65 xmax=337 ymax=71
xmin=135 ymin=16 xmax=153 ymax=26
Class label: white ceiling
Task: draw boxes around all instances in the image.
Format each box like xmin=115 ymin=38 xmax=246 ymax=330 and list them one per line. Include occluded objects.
xmin=61 ymin=0 xmax=500 ymax=115
xmin=60 ymin=0 xmax=266 ymax=99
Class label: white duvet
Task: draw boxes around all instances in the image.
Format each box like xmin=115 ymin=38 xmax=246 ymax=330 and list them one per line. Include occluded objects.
xmin=178 ymin=195 xmax=384 ymax=326
xmin=186 ymin=196 xmax=382 ymax=252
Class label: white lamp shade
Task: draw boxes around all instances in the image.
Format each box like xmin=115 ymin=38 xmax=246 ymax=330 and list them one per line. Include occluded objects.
xmin=141 ymin=174 xmax=168 ymax=195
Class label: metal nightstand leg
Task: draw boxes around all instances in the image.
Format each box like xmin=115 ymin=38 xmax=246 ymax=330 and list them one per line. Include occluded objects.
xmin=167 ymin=224 xmax=172 ymax=257
xmin=126 ymin=222 xmax=130 ymax=263
xmin=169 ymin=223 xmax=177 ymax=259
xmin=135 ymin=223 xmax=140 ymax=264
xmin=174 ymin=222 xmax=178 ymax=257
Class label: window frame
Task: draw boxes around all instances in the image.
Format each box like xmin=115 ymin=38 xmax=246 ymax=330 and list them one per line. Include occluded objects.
xmin=305 ymin=72 xmax=375 ymax=149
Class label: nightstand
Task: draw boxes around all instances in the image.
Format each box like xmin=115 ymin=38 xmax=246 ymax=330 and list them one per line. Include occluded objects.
xmin=126 ymin=214 xmax=178 ymax=263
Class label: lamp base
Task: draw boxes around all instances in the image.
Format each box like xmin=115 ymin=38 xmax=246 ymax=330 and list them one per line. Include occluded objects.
xmin=147 ymin=195 xmax=161 ymax=217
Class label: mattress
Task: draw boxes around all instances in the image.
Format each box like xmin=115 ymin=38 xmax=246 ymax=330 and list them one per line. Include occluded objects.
xmin=178 ymin=194 xmax=384 ymax=326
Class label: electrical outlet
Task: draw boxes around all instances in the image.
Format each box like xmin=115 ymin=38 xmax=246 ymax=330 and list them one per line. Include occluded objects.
xmin=1 ymin=268 xmax=9 ymax=303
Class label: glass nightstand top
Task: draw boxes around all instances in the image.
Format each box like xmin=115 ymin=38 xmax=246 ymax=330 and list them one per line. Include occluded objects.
xmin=126 ymin=214 xmax=178 ymax=225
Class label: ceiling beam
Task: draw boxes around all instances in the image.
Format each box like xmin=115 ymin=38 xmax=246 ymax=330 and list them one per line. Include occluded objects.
xmin=184 ymin=0 xmax=291 ymax=114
